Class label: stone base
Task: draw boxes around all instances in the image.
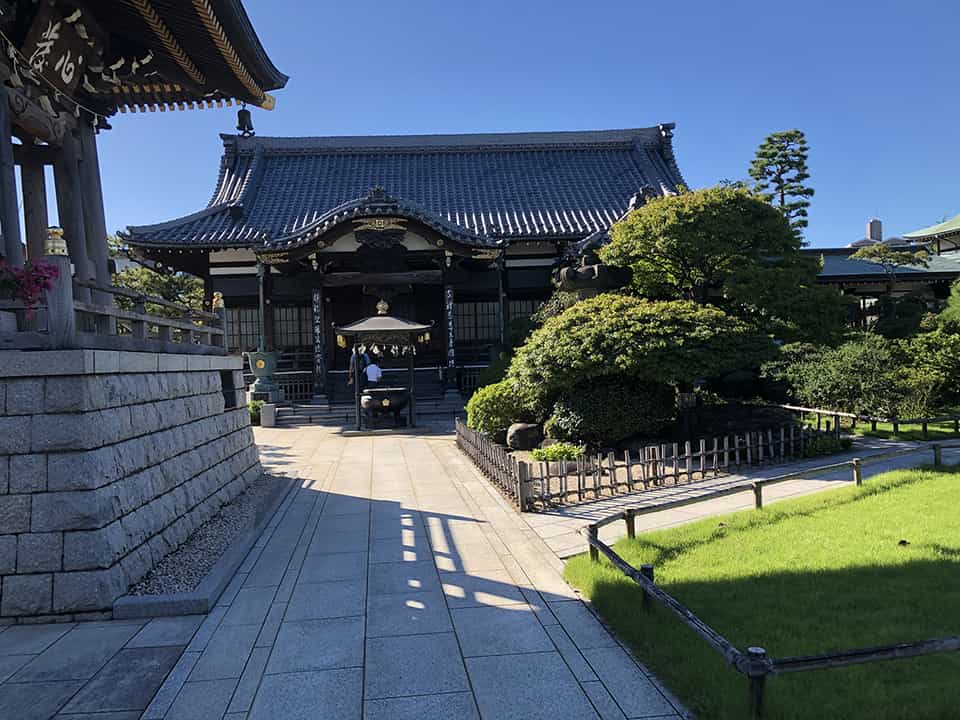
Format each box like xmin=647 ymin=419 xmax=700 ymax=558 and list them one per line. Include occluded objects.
xmin=248 ymin=389 xmax=284 ymax=404
xmin=0 ymin=350 xmax=262 ymax=620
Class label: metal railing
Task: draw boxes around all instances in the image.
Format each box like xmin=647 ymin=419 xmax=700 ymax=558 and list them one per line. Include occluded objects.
xmin=582 ymin=445 xmax=958 ymax=718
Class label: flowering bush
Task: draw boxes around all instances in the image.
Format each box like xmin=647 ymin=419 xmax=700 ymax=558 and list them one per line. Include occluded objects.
xmin=0 ymin=257 xmax=59 ymax=318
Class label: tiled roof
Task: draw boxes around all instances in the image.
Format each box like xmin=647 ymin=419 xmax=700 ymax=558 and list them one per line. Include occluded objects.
xmin=816 ymin=251 xmax=960 ymax=279
xmin=124 ymin=125 xmax=686 ymax=250
xmin=904 ymin=213 xmax=960 ymax=240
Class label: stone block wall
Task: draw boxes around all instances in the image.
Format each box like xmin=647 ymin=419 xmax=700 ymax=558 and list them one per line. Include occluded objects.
xmin=0 ymin=350 xmax=261 ymax=620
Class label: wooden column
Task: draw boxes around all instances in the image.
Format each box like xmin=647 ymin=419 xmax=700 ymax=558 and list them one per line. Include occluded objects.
xmin=312 ymin=287 xmax=326 ymax=394
xmin=0 ymin=84 xmax=24 ymax=266
xmin=444 ymin=284 xmax=455 ymax=368
xmin=53 ymin=129 xmax=92 ymax=301
xmin=497 ymin=249 xmax=509 ymax=346
xmin=78 ymin=121 xmax=112 ymax=305
xmin=257 ymin=262 xmax=275 ymax=351
xmin=19 ymin=149 xmax=48 ymax=261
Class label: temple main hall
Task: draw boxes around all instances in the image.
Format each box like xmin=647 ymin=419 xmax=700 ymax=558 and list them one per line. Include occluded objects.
xmin=124 ymin=125 xmax=687 ymax=400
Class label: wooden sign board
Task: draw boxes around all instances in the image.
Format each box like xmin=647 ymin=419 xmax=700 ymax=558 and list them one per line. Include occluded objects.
xmin=21 ymin=5 xmax=89 ymax=96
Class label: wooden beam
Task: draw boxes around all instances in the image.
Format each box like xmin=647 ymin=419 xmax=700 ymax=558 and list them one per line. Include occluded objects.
xmin=19 ymin=149 xmax=48 ymax=261
xmin=78 ymin=122 xmax=113 ymax=303
xmin=315 ymin=270 xmax=443 ymax=287
xmin=12 ymin=143 xmax=58 ymax=166
xmin=0 ymin=84 xmax=24 ymax=266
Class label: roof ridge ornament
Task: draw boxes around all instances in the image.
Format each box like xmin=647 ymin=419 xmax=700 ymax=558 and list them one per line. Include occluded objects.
xmin=376 ymin=298 xmax=389 ymax=315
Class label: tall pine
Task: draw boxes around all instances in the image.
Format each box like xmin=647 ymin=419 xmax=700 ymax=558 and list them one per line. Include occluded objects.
xmin=749 ymin=129 xmax=814 ymax=236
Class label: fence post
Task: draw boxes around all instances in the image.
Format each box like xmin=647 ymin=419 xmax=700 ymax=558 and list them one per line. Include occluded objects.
xmin=852 ymin=457 xmax=862 ymax=486
xmin=871 ymin=418 xmax=878 ymax=432
xmin=747 ymin=646 xmax=768 ymax=720
xmin=624 ymin=450 xmax=633 ymax=492
xmin=625 ymin=509 xmax=636 ymax=539
xmin=892 ymin=416 xmax=900 ymax=436
xmin=517 ymin=461 xmax=530 ymax=512
xmin=833 ymin=414 xmax=840 ymax=438
xmin=45 ymin=254 xmax=76 ymax=348
xmin=752 ymin=482 xmax=763 ymax=509
xmin=954 ymin=417 xmax=959 ymax=436
xmin=588 ymin=525 xmax=599 ymax=563
xmin=933 ymin=444 xmax=943 ymax=467
xmin=640 ymin=563 xmax=655 ymax=611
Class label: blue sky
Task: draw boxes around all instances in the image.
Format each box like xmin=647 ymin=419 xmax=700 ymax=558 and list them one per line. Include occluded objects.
xmin=96 ymin=0 xmax=958 ymax=248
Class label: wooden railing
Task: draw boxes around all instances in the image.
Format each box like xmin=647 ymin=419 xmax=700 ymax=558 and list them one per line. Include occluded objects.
xmin=582 ymin=445 xmax=957 ymax=718
xmin=0 ymin=258 xmax=226 ymax=355
xmin=779 ymin=403 xmax=960 ymax=440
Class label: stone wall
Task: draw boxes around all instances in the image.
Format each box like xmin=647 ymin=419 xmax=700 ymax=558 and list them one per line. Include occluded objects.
xmin=0 ymin=350 xmax=261 ymax=621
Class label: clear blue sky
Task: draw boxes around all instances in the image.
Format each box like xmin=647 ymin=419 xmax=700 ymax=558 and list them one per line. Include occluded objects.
xmin=96 ymin=0 xmax=959 ymax=249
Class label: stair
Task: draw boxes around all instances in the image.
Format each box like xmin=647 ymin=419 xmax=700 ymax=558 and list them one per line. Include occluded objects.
xmin=276 ymin=392 xmax=466 ymax=427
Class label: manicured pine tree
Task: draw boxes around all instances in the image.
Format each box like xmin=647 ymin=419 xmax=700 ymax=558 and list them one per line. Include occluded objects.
xmin=749 ymin=129 xmax=815 ymax=236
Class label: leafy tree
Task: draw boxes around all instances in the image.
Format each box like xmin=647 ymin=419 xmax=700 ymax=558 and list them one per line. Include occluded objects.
xmin=748 ymin=129 xmax=815 ymax=233
xmin=507 ymin=293 xmax=775 ymax=415
xmin=600 ymin=185 xmax=846 ymax=344
xmin=777 ymin=333 xmax=904 ymax=416
xmin=850 ymin=244 xmax=929 ymax=297
xmin=113 ymin=265 xmax=204 ymax=316
xmin=900 ymin=327 xmax=960 ymax=413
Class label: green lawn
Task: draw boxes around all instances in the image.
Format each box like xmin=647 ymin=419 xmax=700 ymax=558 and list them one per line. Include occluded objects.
xmin=852 ymin=419 xmax=960 ymax=441
xmin=565 ymin=467 xmax=960 ymax=719
xmin=800 ymin=414 xmax=960 ymax=441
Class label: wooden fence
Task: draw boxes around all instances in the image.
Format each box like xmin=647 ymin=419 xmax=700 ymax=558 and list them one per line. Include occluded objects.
xmin=0 ymin=255 xmax=226 ymax=355
xmin=455 ymin=418 xmax=527 ymax=510
xmin=779 ymin=403 xmax=960 ymax=440
xmin=525 ymin=424 xmax=836 ymax=510
xmin=583 ymin=444 xmax=958 ymax=718
xmin=456 ymin=419 xmax=840 ymax=511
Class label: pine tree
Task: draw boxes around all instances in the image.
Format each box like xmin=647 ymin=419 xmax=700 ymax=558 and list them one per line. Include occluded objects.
xmin=749 ymin=129 xmax=815 ymax=235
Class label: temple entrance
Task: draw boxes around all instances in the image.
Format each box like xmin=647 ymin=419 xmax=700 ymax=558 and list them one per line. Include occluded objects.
xmin=322 ymin=283 xmax=446 ymax=401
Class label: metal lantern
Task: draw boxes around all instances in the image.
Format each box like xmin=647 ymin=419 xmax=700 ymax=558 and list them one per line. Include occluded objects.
xmin=236 ymin=104 xmax=254 ymax=137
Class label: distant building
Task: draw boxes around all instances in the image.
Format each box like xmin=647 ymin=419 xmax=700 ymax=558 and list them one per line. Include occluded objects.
xmin=903 ymin=213 xmax=960 ymax=254
xmin=811 ymin=218 xmax=960 ymax=325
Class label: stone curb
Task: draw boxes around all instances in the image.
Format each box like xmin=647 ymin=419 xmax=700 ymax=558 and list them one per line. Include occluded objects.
xmin=112 ymin=473 xmax=298 ymax=619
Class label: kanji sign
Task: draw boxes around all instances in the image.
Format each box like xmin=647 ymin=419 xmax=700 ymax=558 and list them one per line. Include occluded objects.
xmin=21 ymin=6 xmax=89 ymax=95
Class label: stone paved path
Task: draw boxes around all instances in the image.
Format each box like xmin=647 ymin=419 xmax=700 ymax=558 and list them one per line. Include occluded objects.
xmin=528 ymin=437 xmax=960 ymax=557
xmin=0 ymin=427 xmax=686 ymax=719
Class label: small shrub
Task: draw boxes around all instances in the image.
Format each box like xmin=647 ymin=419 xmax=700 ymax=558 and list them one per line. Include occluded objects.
xmin=544 ymin=380 xmax=676 ymax=445
xmin=465 ymin=380 xmax=533 ymax=441
xmin=531 ymin=443 xmax=584 ymax=462
xmin=802 ymin=433 xmax=851 ymax=458
xmin=248 ymin=399 xmax=265 ymax=425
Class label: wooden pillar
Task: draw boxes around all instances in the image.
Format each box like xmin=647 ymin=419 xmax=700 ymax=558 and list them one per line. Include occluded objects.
xmin=444 ymin=284 xmax=455 ymax=368
xmin=312 ymin=287 xmax=326 ymax=394
xmin=77 ymin=122 xmax=111 ymax=302
xmin=497 ymin=249 xmax=509 ymax=346
xmin=53 ymin=129 xmax=92 ymax=301
xmin=19 ymin=149 xmax=48 ymax=261
xmin=0 ymin=84 xmax=24 ymax=266
xmin=257 ymin=261 xmax=275 ymax=351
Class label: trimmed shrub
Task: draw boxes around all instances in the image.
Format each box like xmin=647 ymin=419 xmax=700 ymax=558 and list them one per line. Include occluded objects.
xmin=531 ymin=443 xmax=584 ymax=461
xmin=465 ymin=380 xmax=534 ymax=441
xmin=544 ymin=380 xmax=676 ymax=445
xmin=509 ymin=294 xmax=774 ymax=412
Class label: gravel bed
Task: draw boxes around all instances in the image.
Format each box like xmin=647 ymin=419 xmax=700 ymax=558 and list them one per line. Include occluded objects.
xmin=128 ymin=473 xmax=285 ymax=596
